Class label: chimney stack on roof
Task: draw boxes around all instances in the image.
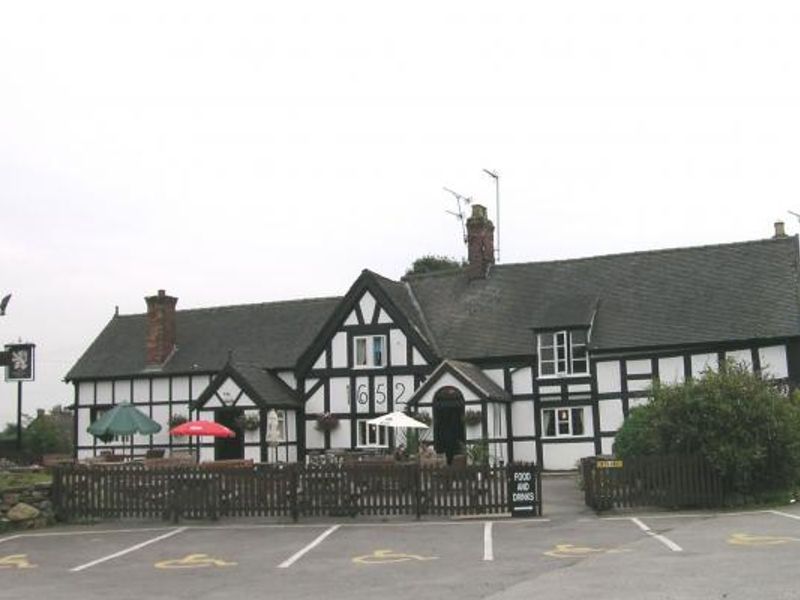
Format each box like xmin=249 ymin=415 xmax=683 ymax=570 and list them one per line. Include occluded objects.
xmin=466 ymin=204 xmax=495 ymax=279
xmin=774 ymin=221 xmax=787 ymax=238
xmin=145 ymin=289 xmax=177 ymax=367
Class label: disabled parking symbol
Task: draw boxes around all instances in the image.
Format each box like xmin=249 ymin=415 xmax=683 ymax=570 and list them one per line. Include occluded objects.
xmin=352 ymin=549 xmax=438 ymax=565
xmin=544 ymin=544 xmax=630 ymax=558
xmin=0 ymin=554 xmax=37 ymax=569
xmin=155 ymin=554 xmax=237 ymax=569
xmin=728 ymin=533 xmax=800 ymax=547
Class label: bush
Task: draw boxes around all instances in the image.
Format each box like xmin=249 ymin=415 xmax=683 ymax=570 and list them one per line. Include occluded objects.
xmin=614 ymin=361 xmax=800 ymax=497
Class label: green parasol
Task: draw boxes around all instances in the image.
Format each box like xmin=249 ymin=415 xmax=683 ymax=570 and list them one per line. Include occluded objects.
xmin=87 ymin=402 xmax=162 ymax=438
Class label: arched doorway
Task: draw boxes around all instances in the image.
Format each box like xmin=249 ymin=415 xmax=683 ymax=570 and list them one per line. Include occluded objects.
xmin=433 ymin=386 xmax=465 ymax=464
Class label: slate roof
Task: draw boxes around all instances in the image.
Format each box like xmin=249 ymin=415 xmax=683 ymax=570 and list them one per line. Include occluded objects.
xmin=67 ymin=236 xmax=800 ymax=381
xmin=193 ymin=362 xmax=301 ymax=409
xmin=406 ymin=236 xmax=800 ymax=358
xmin=66 ymin=297 xmax=341 ymax=380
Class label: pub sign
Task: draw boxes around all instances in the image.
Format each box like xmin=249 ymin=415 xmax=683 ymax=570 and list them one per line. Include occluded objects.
xmin=5 ymin=344 xmax=35 ymax=382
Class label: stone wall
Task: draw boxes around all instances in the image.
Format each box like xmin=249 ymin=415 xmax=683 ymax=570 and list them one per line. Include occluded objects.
xmin=0 ymin=484 xmax=54 ymax=530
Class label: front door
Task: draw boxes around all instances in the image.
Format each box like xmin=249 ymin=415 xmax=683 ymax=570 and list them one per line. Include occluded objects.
xmin=214 ymin=408 xmax=244 ymax=460
xmin=433 ymin=387 xmax=466 ymax=464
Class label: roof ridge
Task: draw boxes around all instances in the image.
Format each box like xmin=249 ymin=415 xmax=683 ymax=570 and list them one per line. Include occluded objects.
xmin=116 ymin=295 xmax=343 ymax=318
xmin=493 ymin=235 xmax=798 ymax=270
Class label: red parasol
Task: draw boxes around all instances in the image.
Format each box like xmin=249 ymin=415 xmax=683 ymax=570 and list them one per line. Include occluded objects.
xmin=169 ymin=420 xmax=236 ymax=438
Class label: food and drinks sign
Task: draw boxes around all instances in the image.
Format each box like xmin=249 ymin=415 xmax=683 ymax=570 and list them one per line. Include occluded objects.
xmin=508 ymin=463 xmax=539 ymax=516
xmin=4 ymin=344 xmax=35 ymax=381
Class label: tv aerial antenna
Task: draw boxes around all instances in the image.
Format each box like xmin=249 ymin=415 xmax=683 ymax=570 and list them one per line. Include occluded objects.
xmin=443 ymin=187 xmax=472 ymax=244
xmin=788 ymin=210 xmax=800 ymax=222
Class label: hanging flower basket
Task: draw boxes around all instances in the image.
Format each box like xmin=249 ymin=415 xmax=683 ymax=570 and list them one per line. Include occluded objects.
xmin=235 ymin=413 xmax=261 ymax=432
xmin=463 ymin=410 xmax=482 ymax=427
xmin=315 ymin=413 xmax=340 ymax=432
xmin=168 ymin=413 xmax=188 ymax=429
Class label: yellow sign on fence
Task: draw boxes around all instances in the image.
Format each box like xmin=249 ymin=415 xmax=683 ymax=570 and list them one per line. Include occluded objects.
xmin=596 ymin=460 xmax=623 ymax=469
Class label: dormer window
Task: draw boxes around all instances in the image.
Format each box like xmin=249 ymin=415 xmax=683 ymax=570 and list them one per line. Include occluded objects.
xmin=537 ymin=330 xmax=588 ymax=377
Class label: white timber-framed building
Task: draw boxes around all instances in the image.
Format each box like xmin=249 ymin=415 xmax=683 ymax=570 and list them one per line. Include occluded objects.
xmin=66 ymin=209 xmax=800 ymax=469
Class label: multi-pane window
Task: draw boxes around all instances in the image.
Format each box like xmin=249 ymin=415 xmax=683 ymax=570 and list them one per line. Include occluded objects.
xmin=537 ymin=330 xmax=588 ymax=377
xmin=542 ymin=408 xmax=585 ymax=438
xmin=357 ymin=420 xmax=387 ymax=447
xmin=354 ymin=335 xmax=386 ymax=368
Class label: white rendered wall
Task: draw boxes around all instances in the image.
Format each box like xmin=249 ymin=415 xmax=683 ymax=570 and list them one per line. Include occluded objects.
xmin=599 ymin=399 xmax=624 ymax=431
xmin=759 ymin=345 xmax=788 ymax=378
xmin=511 ymin=400 xmax=535 ymax=437
xmin=511 ymin=367 xmax=533 ymax=395
xmin=658 ymin=357 xmax=684 ymax=384
xmin=542 ymin=442 xmax=595 ymax=471
xmin=596 ymin=361 xmax=621 ymax=394
xmin=389 ymin=329 xmax=407 ymax=366
xmin=332 ymin=332 xmax=348 ymax=368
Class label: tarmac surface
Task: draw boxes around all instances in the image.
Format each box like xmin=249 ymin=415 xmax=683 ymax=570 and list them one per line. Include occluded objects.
xmin=2 ymin=475 xmax=799 ymax=600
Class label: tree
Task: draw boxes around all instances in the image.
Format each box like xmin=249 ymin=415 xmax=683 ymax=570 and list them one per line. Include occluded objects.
xmin=404 ymin=255 xmax=464 ymax=277
xmin=613 ymin=361 xmax=800 ymax=497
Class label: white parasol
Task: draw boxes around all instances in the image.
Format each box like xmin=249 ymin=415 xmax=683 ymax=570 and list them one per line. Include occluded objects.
xmin=367 ymin=411 xmax=429 ymax=429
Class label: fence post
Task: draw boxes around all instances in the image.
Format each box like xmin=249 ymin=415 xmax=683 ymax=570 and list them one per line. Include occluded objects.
xmin=290 ymin=466 xmax=299 ymax=523
xmin=414 ymin=464 xmax=422 ymax=520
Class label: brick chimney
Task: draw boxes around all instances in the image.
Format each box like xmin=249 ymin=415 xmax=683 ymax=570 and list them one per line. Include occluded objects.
xmin=466 ymin=204 xmax=495 ymax=279
xmin=145 ymin=289 xmax=177 ymax=366
xmin=774 ymin=221 xmax=787 ymax=238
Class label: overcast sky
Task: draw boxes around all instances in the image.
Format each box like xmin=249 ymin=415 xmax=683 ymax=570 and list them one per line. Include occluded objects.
xmin=2 ymin=1 xmax=800 ymax=427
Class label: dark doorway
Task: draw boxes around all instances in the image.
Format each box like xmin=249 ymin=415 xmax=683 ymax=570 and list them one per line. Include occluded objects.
xmin=214 ymin=408 xmax=244 ymax=460
xmin=433 ymin=387 xmax=465 ymax=464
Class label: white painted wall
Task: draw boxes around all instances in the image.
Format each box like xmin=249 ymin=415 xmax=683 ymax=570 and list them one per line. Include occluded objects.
xmin=392 ymin=374 xmax=414 ymax=410
xmin=691 ymin=353 xmax=718 ymax=377
xmin=512 ymin=441 xmax=536 ymax=463
xmin=725 ymin=349 xmax=752 ymax=370
xmin=330 ymin=419 xmax=351 ymax=448
xmin=599 ymin=399 xmax=624 ymax=431
xmin=191 ymin=375 xmax=211 ymax=399
xmin=312 ymin=351 xmax=326 ymax=370
xmin=359 ymin=291 xmax=376 ymax=322
xmin=626 ymin=359 xmax=651 ymax=375
xmin=374 ymin=375 xmax=389 ymax=413
xmin=412 ymin=348 xmax=427 ymax=366
xmin=759 ymin=345 xmax=788 ymax=378
xmin=511 ymin=367 xmax=533 ymax=394
xmin=305 ymin=422 xmax=325 ymax=449
xmin=216 ymin=378 xmax=242 ymax=404
xmin=172 ymin=376 xmax=190 ymax=401
xmin=377 ymin=309 xmax=392 ymax=324
xmin=306 ymin=383 xmax=324 ymax=414
xmin=658 ymin=356 xmax=684 ymax=384
xmin=96 ymin=381 xmax=113 ymax=403
xmin=389 ymin=329 xmax=407 ymax=366
xmin=601 ymin=437 xmax=614 ymax=455
xmin=276 ymin=371 xmax=297 ymax=389
xmin=114 ymin=379 xmax=131 ymax=403
xmin=332 ymin=332 xmax=348 ymax=368
xmin=542 ymin=441 xmax=595 ymax=470
xmin=596 ymin=361 xmax=621 ymax=394
xmin=511 ymin=400 xmax=535 ymax=437
xmin=484 ymin=369 xmax=504 ymax=388
xmin=627 ymin=379 xmax=652 ymax=393
xmin=329 ymin=377 xmax=350 ymax=413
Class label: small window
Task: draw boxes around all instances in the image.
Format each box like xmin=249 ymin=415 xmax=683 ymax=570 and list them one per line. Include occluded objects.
xmin=537 ymin=330 xmax=589 ymax=377
xmin=354 ymin=335 xmax=387 ymax=368
xmin=542 ymin=407 xmax=587 ymax=438
xmin=357 ymin=420 xmax=387 ymax=447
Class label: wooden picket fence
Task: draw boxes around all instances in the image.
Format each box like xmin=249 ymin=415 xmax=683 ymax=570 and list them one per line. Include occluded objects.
xmin=581 ymin=455 xmax=724 ymax=512
xmin=52 ymin=462 xmax=527 ymax=522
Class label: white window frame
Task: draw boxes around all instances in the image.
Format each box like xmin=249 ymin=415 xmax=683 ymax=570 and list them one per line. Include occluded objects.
xmin=541 ymin=407 xmax=587 ymax=438
xmin=353 ymin=335 xmax=387 ymax=369
xmin=537 ymin=330 xmax=589 ymax=378
xmin=356 ymin=419 xmax=388 ymax=448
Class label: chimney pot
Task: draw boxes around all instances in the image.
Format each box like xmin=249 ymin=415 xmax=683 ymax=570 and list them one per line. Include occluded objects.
xmin=145 ymin=289 xmax=178 ymax=366
xmin=774 ymin=221 xmax=787 ymax=238
xmin=466 ymin=204 xmax=495 ymax=280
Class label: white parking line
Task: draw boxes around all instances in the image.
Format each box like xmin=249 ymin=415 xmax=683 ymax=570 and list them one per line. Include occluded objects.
xmin=483 ymin=522 xmax=493 ymax=561
xmin=70 ymin=527 xmax=187 ymax=572
xmin=0 ymin=534 xmax=24 ymax=545
xmin=630 ymin=517 xmax=683 ymax=552
xmin=770 ymin=510 xmax=800 ymax=521
xmin=277 ymin=525 xmax=340 ymax=569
